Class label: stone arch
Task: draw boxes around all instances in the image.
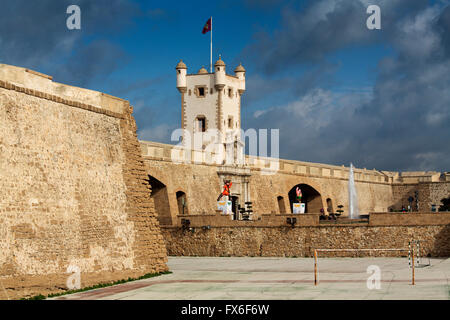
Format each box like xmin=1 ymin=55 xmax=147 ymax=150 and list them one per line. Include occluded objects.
xmin=147 ymin=175 xmax=171 ymax=225
xmin=277 ymin=195 xmax=286 ymax=214
xmin=288 ymin=183 xmax=323 ymax=213
xmin=176 ymin=190 xmax=189 ymax=215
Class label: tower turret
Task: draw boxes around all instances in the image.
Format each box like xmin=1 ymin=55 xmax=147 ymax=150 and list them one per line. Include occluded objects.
xmin=214 ymin=57 xmax=226 ymax=89
xmin=176 ymin=60 xmax=187 ymax=92
xmin=198 ymin=66 xmax=208 ymax=74
xmin=234 ymin=63 xmax=246 ymax=93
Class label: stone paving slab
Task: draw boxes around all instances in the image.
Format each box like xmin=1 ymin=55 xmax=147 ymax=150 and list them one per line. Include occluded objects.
xmin=54 ymin=257 xmax=450 ymax=300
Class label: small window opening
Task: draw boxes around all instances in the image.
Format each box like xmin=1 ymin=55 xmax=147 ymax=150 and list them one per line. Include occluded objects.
xmin=228 ymin=116 xmax=233 ymax=129
xmin=278 ymin=196 xmax=286 ymax=214
xmin=197 ymin=117 xmax=206 ymax=132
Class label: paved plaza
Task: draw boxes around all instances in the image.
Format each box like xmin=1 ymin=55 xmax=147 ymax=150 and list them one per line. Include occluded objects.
xmin=54 ymin=257 xmax=450 ymax=300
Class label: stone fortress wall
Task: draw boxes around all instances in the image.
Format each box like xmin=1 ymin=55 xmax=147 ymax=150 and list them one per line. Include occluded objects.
xmin=140 ymin=141 xmax=450 ymax=259
xmin=140 ymin=140 xmax=450 ymax=224
xmin=0 ymin=64 xmax=168 ymax=299
xmin=162 ymin=220 xmax=450 ymax=258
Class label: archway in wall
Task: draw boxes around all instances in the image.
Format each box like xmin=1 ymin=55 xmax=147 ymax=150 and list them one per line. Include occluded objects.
xmin=230 ymin=195 xmax=239 ymax=220
xmin=288 ymin=184 xmax=323 ymax=213
xmin=148 ymin=175 xmax=172 ymax=225
xmin=176 ymin=191 xmax=189 ymax=215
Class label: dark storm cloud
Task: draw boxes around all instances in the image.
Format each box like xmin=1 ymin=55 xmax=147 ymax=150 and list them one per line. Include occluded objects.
xmin=0 ymin=1 xmax=75 ymax=67
xmin=110 ymin=75 xmax=169 ymax=98
xmin=434 ymin=5 xmax=450 ymax=57
xmin=53 ymin=40 xmax=127 ymax=87
xmin=245 ymin=0 xmax=450 ymax=172
xmin=248 ymin=0 xmax=429 ymax=74
xmin=0 ymin=0 xmax=139 ymax=86
xmin=242 ymin=61 xmax=339 ymax=111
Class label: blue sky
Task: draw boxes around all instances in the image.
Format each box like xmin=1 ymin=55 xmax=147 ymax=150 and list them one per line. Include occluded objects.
xmin=1 ymin=0 xmax=450 ymax=172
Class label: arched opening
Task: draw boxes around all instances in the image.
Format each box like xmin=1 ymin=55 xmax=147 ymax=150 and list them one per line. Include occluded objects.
xmin=277 ymin=196 xmax=286 ymax=214
xmin=326 ymin=198 xmax=334 ymax=213
xmin=176 ymin=191 xmax=189 ymax=215
xmin=148 ymin=175 xmax=171 ymax=225
xmin=230 ymin=195 xmax=239 ymax=220
xmin=288 ymin=184 xmax=323 ymax=213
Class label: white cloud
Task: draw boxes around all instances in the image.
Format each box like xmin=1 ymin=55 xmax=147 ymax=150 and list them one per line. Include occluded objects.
xmin=253 ymin=87 xmax=372 ymax=131
xmin=394 ymin=6 xmax=442 ymax=60
xmin=138 ymin=124 xmax=177 ymax=143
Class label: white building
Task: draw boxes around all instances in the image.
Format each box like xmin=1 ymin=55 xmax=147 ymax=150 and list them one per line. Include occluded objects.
xmin=176 ymin=57 xmax=251 ymax=215
xmin=176 ymin=57 xmax=246 ymax=163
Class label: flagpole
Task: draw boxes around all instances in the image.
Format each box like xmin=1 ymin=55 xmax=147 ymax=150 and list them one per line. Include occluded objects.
xmin=210 ymin=16 xmax=213 ymax=73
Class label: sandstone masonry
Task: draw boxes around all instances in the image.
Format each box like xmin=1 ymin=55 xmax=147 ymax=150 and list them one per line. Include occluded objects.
xmin=0 ymin=64 xmax=168 ymax=299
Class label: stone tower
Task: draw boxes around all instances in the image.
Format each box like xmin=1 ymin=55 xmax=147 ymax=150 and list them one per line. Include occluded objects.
xmin=176 ymin=57 xmax=251 ymax=214
xmin=176 ymin=57 xmax=246 ymax=161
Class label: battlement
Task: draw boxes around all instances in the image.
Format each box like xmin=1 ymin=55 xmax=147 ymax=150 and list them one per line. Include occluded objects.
xmin=0 ymin=63 xmax=128 ymax=115
xmin=139 ymin=140 xmax=450 ymax=186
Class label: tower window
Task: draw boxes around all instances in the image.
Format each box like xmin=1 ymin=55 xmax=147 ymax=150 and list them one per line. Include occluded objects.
xmin=195 ymin=85 xmax=207 ymax=98
xmin=196 ymin=116 xmax=206 ymax=132
xmin=228 ymin=88 xmax=233 ymax=98
xmin=228 ymin=116 xmax=233 ymax=129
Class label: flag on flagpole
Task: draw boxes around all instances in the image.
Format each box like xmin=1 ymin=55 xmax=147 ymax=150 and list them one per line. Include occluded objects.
xmin=202 ymin=17 xmax=212 ymax=34
xmin=202 ymin=17 xmax=213 ymax=72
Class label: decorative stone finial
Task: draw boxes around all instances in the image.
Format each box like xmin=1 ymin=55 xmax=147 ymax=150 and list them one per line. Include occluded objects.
xmin=234 ymin=63 xmax=246 ymax=73
xmin=198 ymin=66 xmax=208 ymax=74
xmin=214 ymin=56 xmax=226 ymax=67
xmin=176 ymin=60 xmax=187 ymax=69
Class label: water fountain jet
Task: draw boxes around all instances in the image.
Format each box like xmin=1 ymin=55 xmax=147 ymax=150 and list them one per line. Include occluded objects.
xmin=348 ymin=163 xmax=360 ymax=219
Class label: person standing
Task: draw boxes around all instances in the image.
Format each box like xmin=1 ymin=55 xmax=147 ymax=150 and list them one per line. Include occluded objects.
xmin=217 ymin=180 xmax=232 ymax=202
xmin=296 ymin=187 xmax=302 ymax=203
